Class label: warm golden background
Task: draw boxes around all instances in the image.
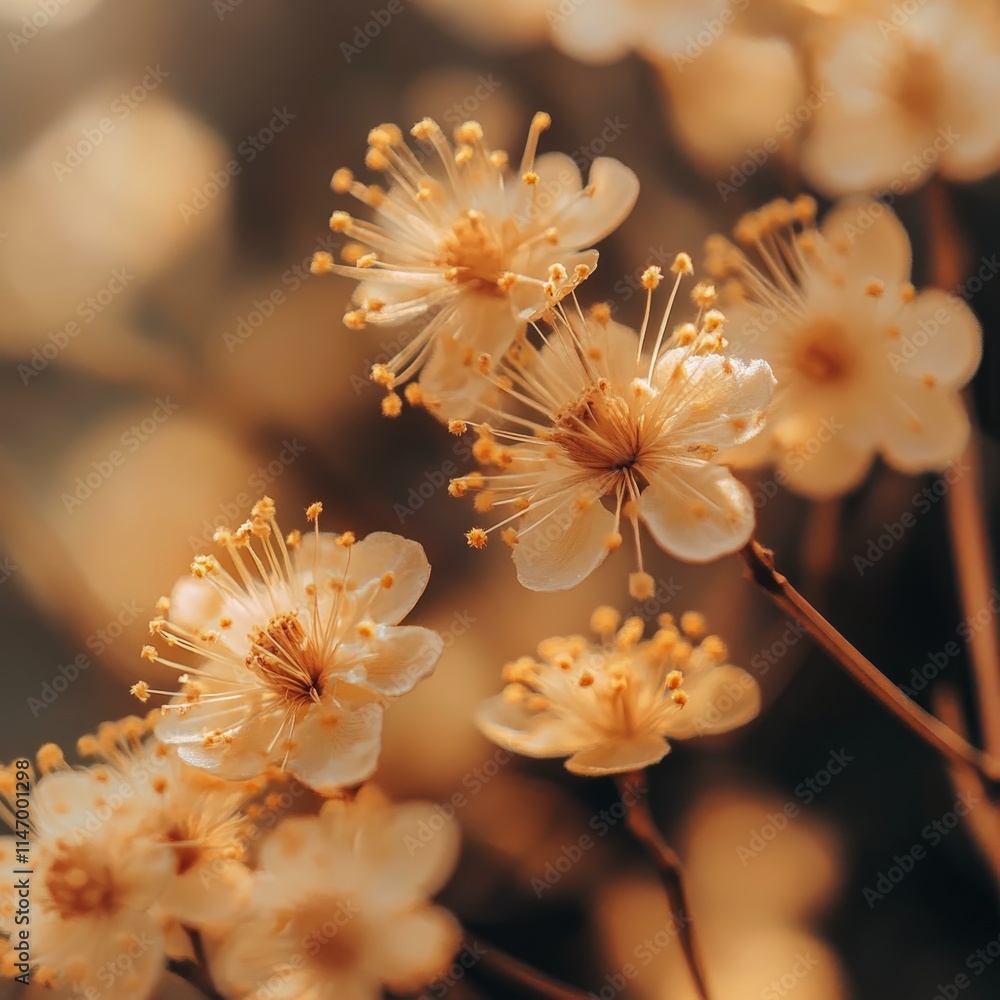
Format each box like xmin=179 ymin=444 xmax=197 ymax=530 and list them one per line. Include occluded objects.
xmin=2 ymin=0 xmax=999 ymax=997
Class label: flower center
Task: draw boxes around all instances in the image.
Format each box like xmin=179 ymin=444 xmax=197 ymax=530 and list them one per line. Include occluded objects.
xmin=553 ymin=385 xmax=645 ymax=479
xmin=892 ymin=45 xmax=944 ymax=124
xmin=297 ymin=902 xmax=365 ymax=972
xmin=45 ymin=845 xmax=120 ymax=919
xmin=246 ymin=612 xmax=326 ymax=705
xmin=166 ymin=826 xmax=203 ymax=875
xmin=791 ymin=320 xmax=854 ymax=385
xmin=438 ymin=209 xmax=504 ymax=291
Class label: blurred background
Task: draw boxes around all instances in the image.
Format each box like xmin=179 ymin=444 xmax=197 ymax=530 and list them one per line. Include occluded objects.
xmin=1 ymin=0 xmax=999 ymax=997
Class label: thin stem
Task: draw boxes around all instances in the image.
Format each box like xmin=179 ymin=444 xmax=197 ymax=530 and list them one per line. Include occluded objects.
xmin=615 ymin=771 xmax=712 ymax=1000
xmin=925 ymin=180 xmax=1000 ymax=757
xmin=167 ymin=959 xmax=226 ymax=1000
xmin=740 ymin=538 xmax=1000 ymax=783
xmin=469 ymin=935 xmax=591 ymax=1000
xmin=944 ymin=425 xmax=1000 ymax=755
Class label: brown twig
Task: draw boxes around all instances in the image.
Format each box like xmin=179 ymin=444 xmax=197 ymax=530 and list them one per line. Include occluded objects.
xmin=740 ymin=538 xmax=1000 ymax=783
xmin=615 ymin=771 xmax=711 ymax=1000
xmin=469 ymin=935 xmax=591 ymax=1000
xmin=167 ymin=958 xmax=226 ymax=1000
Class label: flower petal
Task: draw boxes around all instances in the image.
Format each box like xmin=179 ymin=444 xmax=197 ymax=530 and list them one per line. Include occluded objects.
xmin=639 ymin=464 xmax=755 ymax=562
xmin=664 ymin=666 xmax=760 ymax=739
xmin=878 ymin=383 xmax=970 ymax=473
xmin=286 ymin=702 xmax=384 ymax=795
xmin=475 ymin=694 xmax=592 ymax=757
xmin=512 ymin=491 xmax=616 ymax=591
xmin=565 ymin=734 xmax=669 ymax=776
xmin=358 ymin=625 xmax=443 ymax=697
xmin=546 ymin=157 xmax=639 ymax=250
xmin=820 ymin=199 xmax=913 ymax=287
xmin=891 ymin=289 xmax=982 ymax=387
xmin=375 ymin=908 xmax=463 ymax=993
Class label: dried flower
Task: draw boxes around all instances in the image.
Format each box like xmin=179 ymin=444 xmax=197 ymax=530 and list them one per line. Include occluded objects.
xmin=707 ymin=196 xmax=982 ymax=497
xmin=476 ymin=608 xmax=760 ymax=774
xmin=208 ymin=787 xmax=461 ymax=999
xmin=141 ymin=498 xmax=443 ymax=794
xmin=451 ymin=259 xmax=774 ymax=596
xmin=315 ymin=113 xmax=638 ymax=416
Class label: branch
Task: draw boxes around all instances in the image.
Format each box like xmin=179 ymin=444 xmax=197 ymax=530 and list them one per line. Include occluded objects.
xmin=740 ymin=538 xmax=1000 ymax=783
xmin=615 ymin=771 xmax=711 ymax=1000
xmin=469 ymin=935 xmax=591 ymax=1000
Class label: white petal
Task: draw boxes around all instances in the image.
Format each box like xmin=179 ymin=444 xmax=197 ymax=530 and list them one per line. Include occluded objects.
xmin=639 ymin=465 xmax=755 ymax=562
xmin=375 ymin=908 xmax=462 ymax=993
xmin=879 ymin=383 xmax=970 ymax=473
xmin=546 ymin=157 xmax=639 ymax=250
xmin=657 ymin=351 xmax=775 ymax=449
xmin=512 ymin=492 xmax=616 ymax=591
xmin=820 ymin=199 xmax=913 ymax=286
xmin=565 ymin=734 xmax=670 ymax=776
xmin=891 ymin=289 xmax=982 ymax=387
xmin=357 ymin=802 xmax=461 ymax=907
xmin=475 ymin=694 xmax=592 ymax=757
xmin=358 ymin=625 xmax=443 ymax=697
xmin=774 ymin=429 xmax=875 ymax=500
xmin=664 ymin=666 xmax=760 ymax=739
xmin=299 ymin=530 xmax=432 ymax=625
xmin=286 ymin=702 xmax=384 ymax=795
xmin=169 ymin=575 xmax=223 ymax=632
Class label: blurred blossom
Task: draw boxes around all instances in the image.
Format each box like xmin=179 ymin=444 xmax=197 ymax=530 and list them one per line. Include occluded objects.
xmin=208 ymin=787 xmax=462 ymax=1000
xmin=22 ymin=411 xmax=262 ymax=678
xmin=658 ymin=33 xmax=806 ymax=175
xmin=549 ymin=0 xmax=731 ymax=65
xmin=205 ymin=272 xmax=372 ymax=433
xmin=413 ymin=0 xmax=555 ymax=50
xmin=0 ymin=0 xmax=105 ymax=28
xmin=708 ymin=197 xmax=982 ymax=497
xmin=0 ymin=89 xmax=228 ymax=340
xmin=802 ymin=0 xmax=1000 ymax=195
xmin=595 ymin=781 xmax=847 ymax=1000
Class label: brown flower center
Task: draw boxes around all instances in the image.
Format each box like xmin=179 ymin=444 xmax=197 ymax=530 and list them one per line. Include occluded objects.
xmin=246 ymin=612 xmax=326 ymax=705
xmin=792 ymin=320 xmax=854 ymax=385
xmin=45 ymin=845 xmax=120 ymax=920
xmin=553 ymin=385 xmax=645 ymax=478
xmin=438 ymin=210 xmax=504 ymax=291
xmin=892 ymin=45 xmax=944 ymax=124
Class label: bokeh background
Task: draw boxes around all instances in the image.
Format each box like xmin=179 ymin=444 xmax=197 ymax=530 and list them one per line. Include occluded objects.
xmin=2 ymin=0 xmax=999 ymax=997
